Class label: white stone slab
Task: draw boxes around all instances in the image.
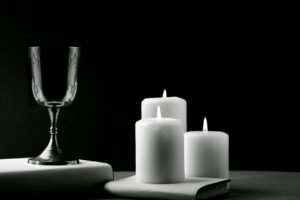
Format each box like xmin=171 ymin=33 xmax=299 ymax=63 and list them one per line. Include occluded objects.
xmin=0 ymin=158 xmax=113 ymax=193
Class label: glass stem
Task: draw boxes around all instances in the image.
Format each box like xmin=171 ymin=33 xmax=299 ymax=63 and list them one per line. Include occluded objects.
xmin=49 ymin=106 xmax=59 ymax=135
xmin=45 ymin=106 xmax=61 ymax=151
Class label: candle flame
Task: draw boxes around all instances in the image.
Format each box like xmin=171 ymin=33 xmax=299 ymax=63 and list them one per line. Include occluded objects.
xmin=162 ymin=89 xmax=167 ymax=98
xmin=157 ymin=106 xmax=162 ymax=119
xmin=203 ymin=117 xmax=208 ymax=132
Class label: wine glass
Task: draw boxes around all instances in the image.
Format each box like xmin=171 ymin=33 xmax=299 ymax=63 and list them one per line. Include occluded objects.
xmin=28 ymin=46 xmax=80 ymax=165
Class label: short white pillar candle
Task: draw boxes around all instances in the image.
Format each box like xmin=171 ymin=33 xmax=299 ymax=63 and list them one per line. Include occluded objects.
xmin=184 ymin=118 xmax=229 ymax=178
xmin=136 ymin=106 xmax=185 ymax=183
xmin=141 ymin=90 xmax=187 ymax=131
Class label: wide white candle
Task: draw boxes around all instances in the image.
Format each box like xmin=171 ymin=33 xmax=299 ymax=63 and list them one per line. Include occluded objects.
xmin=136 ymin=106 xmax=184 ymax=183
xmin=184 ymin=118 xmax=229 ymax=178
xmin=142 ymin=90 xmax=187 ymax=131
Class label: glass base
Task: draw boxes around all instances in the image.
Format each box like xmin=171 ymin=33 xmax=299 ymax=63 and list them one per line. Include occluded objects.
xmin=28 ymin=133 xmax=79 ymax=165
xmin=28 ymin=158 xmax=79 ymax=165
xmin=28 ymin=150 xmax=79 ymax=165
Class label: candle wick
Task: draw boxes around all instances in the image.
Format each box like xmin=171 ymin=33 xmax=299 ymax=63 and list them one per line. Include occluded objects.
xmin=203 ymin=117 xmax=208 ymax=132
xmin=162 ymin=89 xmax=167 ymax=98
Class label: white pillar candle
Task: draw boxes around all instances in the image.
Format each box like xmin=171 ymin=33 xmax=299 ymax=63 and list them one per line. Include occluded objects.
xmin=142 ymin=90 xmax=187 ymax=131
xmin=184 ymin=118 xmax=229 ymax=178
xmin=136 ymin=106 xmax=184 ymax=183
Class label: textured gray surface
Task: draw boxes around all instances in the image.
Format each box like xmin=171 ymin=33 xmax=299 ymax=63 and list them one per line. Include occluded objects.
xmin=96 ymin=171 xmax=300 ymax=200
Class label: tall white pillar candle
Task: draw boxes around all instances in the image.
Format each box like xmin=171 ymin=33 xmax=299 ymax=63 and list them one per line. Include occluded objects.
xmin=136 ymin=106 xmax=184 ymax=183
xmin=184 ymin=118 xmax=229 ymax=178
xmin=142 ymin=90 xmax=187 ymax=131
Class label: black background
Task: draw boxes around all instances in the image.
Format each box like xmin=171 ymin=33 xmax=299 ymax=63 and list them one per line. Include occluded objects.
xmin=0 ymin=2 xmax=298 ymax=171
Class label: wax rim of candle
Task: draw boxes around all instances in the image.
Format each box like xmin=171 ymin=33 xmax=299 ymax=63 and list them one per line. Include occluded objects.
xmin=142 ymin=96 xmax=186 ymax=103
xmin=185 ymin=131 xmax=228 ymax=136
xmin=136 ymin=118 xmax=184 ymax=129
xmin=138 ymin=117 xmax=183 ymax=122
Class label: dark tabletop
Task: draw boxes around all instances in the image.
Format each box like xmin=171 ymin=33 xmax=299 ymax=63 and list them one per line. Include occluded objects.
xmin=94 ymin=171 xmax=300 ymax=200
